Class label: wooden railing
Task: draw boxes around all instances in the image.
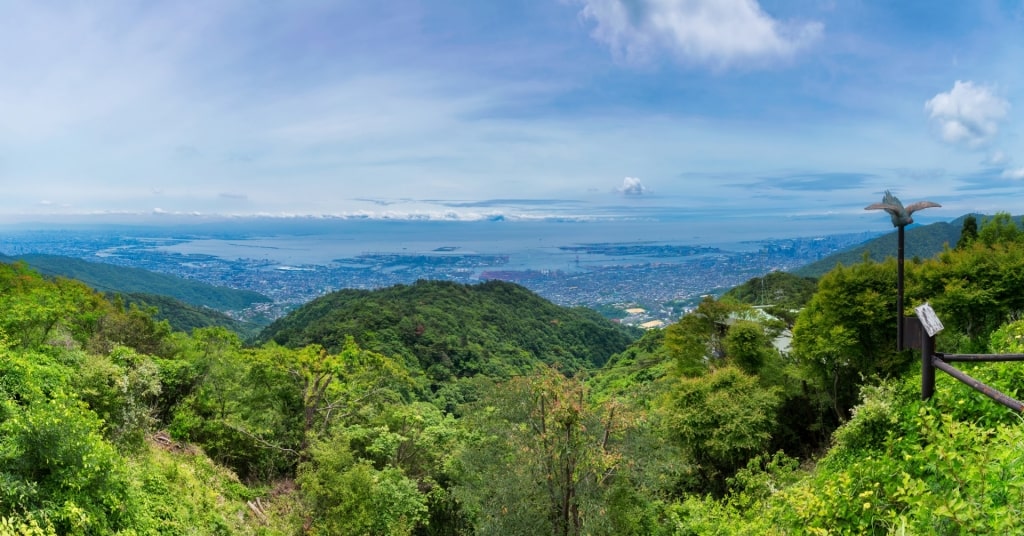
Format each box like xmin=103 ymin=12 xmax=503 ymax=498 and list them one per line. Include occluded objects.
xmin=904 ymin=307 xmax=1024 ymax=412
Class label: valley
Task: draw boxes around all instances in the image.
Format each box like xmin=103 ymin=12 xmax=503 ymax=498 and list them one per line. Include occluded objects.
xmin=0 ymin=223 xmax=877 ymax=324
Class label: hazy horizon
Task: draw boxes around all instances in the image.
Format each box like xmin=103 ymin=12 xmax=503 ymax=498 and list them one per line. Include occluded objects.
xmin=2 ymin=2 xmax=1022 ymax=225
xmin=0 ymin=208 xmax=940 ymax=247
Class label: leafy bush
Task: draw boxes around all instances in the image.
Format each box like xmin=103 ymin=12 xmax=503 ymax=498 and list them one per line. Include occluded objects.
xmin=659 ymin=366 xmax=782 ymax=492
xmin=0 ymin=396 xmax=136 ymax=535
xmin=829 ymin=380 xmax=906 ymax=455
xmin=73 ymin=347 xmax=161 ymax=451
xmin=298 ymin=433 xmax=427 ymax=536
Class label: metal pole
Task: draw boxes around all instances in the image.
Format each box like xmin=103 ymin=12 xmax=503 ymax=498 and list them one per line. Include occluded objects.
xmin=897 ymin=225 xmax=905 ymax=351
xmin=921 ymin=330 xmax=935 ymax=400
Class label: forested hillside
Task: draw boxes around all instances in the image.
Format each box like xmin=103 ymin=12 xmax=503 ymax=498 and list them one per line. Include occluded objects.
xmin=118 ymin=292 xmax=266 ymax=340
xmin=793 ymin=214 xmax=979 ymax=278
xmin=257 ymin=279 xmax=640 ymax=379
xmin=0 ymin=253 xmax=271 ymax=311
xmin=720 ymin=270 xmax=818 ymax=325
xmin=721 ymin=270 xmax=817 ymax=309
xmin=4 ymin=213 xmax=1024 ymax=534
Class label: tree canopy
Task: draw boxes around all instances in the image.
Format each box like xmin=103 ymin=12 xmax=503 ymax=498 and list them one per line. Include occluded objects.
xmin=257 ymin=279 xmax=640 ymax=380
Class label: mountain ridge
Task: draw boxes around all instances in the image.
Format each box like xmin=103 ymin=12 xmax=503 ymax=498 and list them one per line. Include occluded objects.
xmin=792 ymin=214 xmax=983 ymax=278
xmin=0 ymin=253 xmax=271 ymax=311
xmin=256 ymin=279 xmax=641 ymax=379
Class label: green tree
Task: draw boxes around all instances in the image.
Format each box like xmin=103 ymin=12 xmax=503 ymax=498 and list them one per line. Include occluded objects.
xmin=455 ymin=368 xmax=630 ymax=536
xmin=723 ymin=319 xmax=775 ymax=375
xmin=297 ymin=433 xmax=428 ymax=536
xmin=956 ymin=214 xmax=978 ymax=249
xmin=912 ymin=237 xmax=1024 ymax=350
xmin=658 ymin=366 xmax=781 ymax=493
xmin=978 ymin=212 xmax=1022 ymax=247
xmin=978 ymin=213 xmax=1019 ymax=249
xmin=791 ymin=259 xmax=903 ymax=423
xmin=267 ymin=338 xmax=415 ymax=457
xmin=86 ymin=301 xmax=173 ymax=357
xmin=72 ymin=347 xmax=161 ymax=451
xmin=169 ymin=329 xmax=298 ymax=479
xmin=170 ymin=335 xmax=413 ymax=479
xmin=0 ymin=396 xmax=135 ymax=535
xmin=0 ymin=263 xmax=108 ymax=350
xmin=663 ymin=297 xmax=737 ymax=376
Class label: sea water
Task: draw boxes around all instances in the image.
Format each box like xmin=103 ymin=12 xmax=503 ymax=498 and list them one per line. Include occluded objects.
xmin=152 ymin=216 xmax=876 ymax=270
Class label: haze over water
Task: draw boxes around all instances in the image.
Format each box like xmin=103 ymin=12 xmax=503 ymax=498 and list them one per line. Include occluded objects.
xmin=151 ymin=218 xmax=884 ymax=270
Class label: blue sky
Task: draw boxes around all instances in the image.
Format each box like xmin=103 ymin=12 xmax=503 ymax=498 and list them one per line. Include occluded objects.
xmin=1 ymin=0 xmax=1023 ymax=232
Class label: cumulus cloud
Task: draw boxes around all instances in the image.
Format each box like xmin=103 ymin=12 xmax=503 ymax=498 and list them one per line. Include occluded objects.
xmin=618 ymin=177 xmax=647 ymax=195
xmin=575 ymin=0 xmax=823 ymax=67
xmin=1003 ymin=167 xmax=1024 ymax=180
xmin=925 ymin=81 xmax=1010 ymax=148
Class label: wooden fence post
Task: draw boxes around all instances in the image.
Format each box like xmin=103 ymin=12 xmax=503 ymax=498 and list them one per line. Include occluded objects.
xmin=921 ymin=330 xmax=935 ymax=401
xmin=913 ymin=303 xmax=943 ymax=401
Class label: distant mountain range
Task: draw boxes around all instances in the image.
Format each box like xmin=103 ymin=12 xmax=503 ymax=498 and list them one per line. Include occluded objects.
xmin=792 ymin=214 xmax=981 ymax=278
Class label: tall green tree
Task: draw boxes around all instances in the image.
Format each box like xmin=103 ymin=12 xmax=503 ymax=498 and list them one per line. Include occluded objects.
xmin=663 ymin=297 xmax=738 ymax=376
xmin=791 ymin=259 xmax=903 ymax=423
xmin=977 ymin=212 xmax=1022 ymax=247
xmin=723 ymin=319 xmax=776 ymax=375
xmin=658 ymin=366 xmax=781 ymax=494
xmin=455 ymin=368 xmax=631 ymax=536
xmin=911 ymin=236 xmax=1024 ymax=350
xmin=956 ymin=214 xmax=978 ymax=249
xmin=0 ymin=263 xmax=108 ymax=349
xmin=170 ymin=335 xmax=414 ymax=478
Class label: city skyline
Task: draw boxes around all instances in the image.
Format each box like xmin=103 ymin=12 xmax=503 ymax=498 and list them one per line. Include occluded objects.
xmin=2 ymin=1 xmax=1023 ymax=232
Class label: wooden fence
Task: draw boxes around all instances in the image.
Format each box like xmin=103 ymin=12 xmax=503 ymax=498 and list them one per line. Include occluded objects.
xmin=904 ymin=307 xmax=1024 ymax=412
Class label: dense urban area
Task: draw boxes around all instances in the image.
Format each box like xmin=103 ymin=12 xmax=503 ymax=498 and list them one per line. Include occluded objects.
xmin=0 ymin=227 xmax=875 ymax=325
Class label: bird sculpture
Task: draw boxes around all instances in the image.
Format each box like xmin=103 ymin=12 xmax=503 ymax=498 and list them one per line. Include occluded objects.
xmin=865 ymin=190 xmax=941 ymax=227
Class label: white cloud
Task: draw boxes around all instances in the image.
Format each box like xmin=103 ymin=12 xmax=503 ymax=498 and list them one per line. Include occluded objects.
xmin=1003 ymin=167 xmax=1024 ymax=180
xmin=925 ymin=80 xmax=1010 ymax=148
xmin=575 ymin=0 xmax=823 ymax=67
xmin=618 ymin=177 xmax=647 ymax=195
xmin=986 ymin=150 xmax=1009 ymax=166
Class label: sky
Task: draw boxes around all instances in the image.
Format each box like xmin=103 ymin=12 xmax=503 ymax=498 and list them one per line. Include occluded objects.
xmin=2 ymin=0 xmax=1024 ymax=232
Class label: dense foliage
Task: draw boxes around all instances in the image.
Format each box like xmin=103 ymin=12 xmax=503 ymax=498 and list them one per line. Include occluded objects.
xmin=0 ymin=263 xmax=646 ymax=534
xmin=119 ymin=292 xmax=266 ymax=340
xmin=5 ymin=211 xmax=1024 ymax=534
xmin=257 ymin=279 xmax=640 ymax=380
xmin=721 ymin=270 xmax=818 ymax=311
